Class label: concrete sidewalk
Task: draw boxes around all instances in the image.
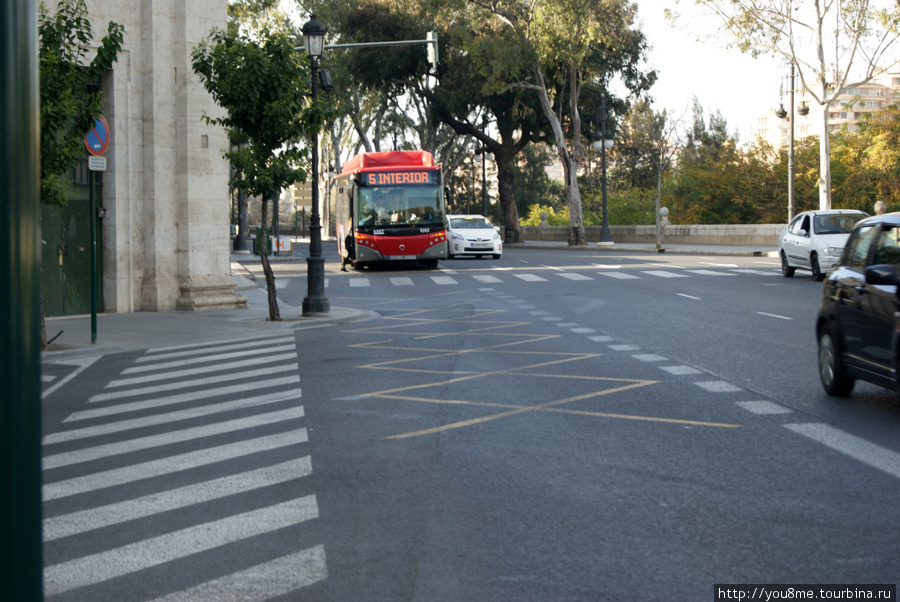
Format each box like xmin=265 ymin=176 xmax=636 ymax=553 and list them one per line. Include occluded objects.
xmin=42 ymin=239 xmax=778 ymax=359
xmin=42 ymin=276 xmax=373 ymax=359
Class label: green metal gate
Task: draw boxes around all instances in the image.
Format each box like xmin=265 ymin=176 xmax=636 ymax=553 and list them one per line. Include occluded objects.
xmin=41 ymin=161 xmax=102 ymax=316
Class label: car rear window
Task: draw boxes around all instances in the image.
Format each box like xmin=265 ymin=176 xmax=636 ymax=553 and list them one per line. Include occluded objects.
xmin=872 ymin=226 xmax=900 ymax=268
xmin=844 ymin=225 xmax=879 ymax=270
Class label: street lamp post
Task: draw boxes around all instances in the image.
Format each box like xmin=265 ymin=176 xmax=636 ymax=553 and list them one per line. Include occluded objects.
xmin=593 ymin=95 xmax=614 ymax=244
xmin=302 ymin=15 xmax=329 ymax=316
xmin=776 ymin=63 xmax=806 ymax=222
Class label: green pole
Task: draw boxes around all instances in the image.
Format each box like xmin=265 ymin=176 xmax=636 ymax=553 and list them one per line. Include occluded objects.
xmin=0 ymin=0 xmax=44 ymax=600
xmin=90 ymin=170 xmax=97 ymax=343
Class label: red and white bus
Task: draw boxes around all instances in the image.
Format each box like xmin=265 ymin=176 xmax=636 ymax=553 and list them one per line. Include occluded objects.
xmin=334 ymin=150 xmax=448 ymax=269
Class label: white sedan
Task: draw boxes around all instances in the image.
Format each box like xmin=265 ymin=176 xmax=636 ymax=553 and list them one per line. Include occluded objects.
xmin=446 ymin=214 xmax=502 ymax=259
xmin=779 ymin=209 xmax=869 ymax=280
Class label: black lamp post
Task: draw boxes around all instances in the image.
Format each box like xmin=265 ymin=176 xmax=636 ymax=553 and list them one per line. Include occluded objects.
xmin=301 ymin=15 xmax=329 ymax=315
xmin=593 ymin=95 xmax=614 ymax=244
xmin=776 ymin=63 xmax=804 ymax=222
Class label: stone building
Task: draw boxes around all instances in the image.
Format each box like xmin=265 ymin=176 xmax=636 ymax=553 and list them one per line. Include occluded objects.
xmin=66 ymin=0 xmax=245 ymax=313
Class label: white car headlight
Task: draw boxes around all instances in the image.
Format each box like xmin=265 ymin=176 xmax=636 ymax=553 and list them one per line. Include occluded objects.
xmin=823 ymin=247 xmax=841 ymax=256
xmin=451 ymin=232 xmax=464 ymax=241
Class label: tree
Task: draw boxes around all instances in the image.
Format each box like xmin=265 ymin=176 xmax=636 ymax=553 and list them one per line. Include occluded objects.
xmin=486 ymin=0 xmax=653 ymax=245
xmin=681 ymin=0 xmax=900 ymax=210
xmin=193 ymin=27 xmax=327 ymax=321
xmin=39 ymin=0 xmax=124 ymax=208
xmin=619 ymin=98 xmax=682 ymax=247
xmin=38 ymin=0 xmax=124 ymax=349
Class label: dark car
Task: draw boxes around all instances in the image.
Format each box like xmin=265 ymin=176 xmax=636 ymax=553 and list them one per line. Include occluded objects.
xmin=816 ymin=212 xmax=900 ymax=396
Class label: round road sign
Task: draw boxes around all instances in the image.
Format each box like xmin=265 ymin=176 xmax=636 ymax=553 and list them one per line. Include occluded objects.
xmin=84 ymin=115 xmax=110 ymax=156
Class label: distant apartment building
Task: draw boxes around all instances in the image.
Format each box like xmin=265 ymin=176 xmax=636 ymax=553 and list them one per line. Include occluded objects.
xmin=754 ymin=66 xmax=900 ymax=148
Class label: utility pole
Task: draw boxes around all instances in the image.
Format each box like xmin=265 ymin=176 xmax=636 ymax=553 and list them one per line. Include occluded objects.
xmin=1 ymin=0 xmax=44 ymax=599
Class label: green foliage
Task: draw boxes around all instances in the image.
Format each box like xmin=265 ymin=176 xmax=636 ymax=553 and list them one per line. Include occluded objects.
xmin=521 ymin=204 xmax=570 ymax=226
xmin=513 ymin=144 xmax=565 ymax=215
xmin=38 ymin=0 xmax=124 ymax=207
xmin=192 ymin=27 xmax=332 ymax=205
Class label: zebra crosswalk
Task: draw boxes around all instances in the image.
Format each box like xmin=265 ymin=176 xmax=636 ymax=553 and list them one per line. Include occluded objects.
xmin=324 ymin=266 xmax=781 ymax=288
xmin=42 ymin=334 xmax=325 ymax=600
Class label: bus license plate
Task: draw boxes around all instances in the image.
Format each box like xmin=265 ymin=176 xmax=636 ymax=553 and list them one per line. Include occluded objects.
xmin=388 ymin=255 xmax=416 ymax=260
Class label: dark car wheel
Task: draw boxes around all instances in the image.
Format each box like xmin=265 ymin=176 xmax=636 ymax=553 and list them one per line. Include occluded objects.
xmin=781 ymin=252 xmax=795 ymax=278
xmin=811 ymin=253 xmax=824 ymax=281
xmin=818 ymin=326 xmax=855 ymax=396
xmin=492 ymin=254 xmax=501 ymax=259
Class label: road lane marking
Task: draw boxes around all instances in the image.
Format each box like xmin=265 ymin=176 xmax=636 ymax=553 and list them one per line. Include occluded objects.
xmin=44 ymin=496 xmax=320 ymax=595
xmin=431 ymin=276 xmax=457 ymax=285
xmin=514 ymin=273 xmax=548 ymax=282
xmin=390 ymin=277 xmax=414 ymax=286
xmin=42 ymin=356 xmax=101 ymax=400
xmin=48 ymin=389 xmax=302 ymax=443
xmin=107 ymin=353 xmax=298 ymax=387
xmin=68 ymin=376 xmax=300 ymax=421
xmin=148 ymin=546 xmax=328 ymax=602
xmin=785 ymin=423 xmax=900 ymax=480
xmin=134 ymin=337 xmax=294 ymax=362
xmin=678 ymin=293 xmax=702 ymax=300
xmin=91 ymin=364 xmax=298 ymax=402
xmin=43 ymin=456 xmax=313 ymax=540
xmin=660 ymin=366 xmax=702 ymax=375
xmin=633 ymin=354 xmax=668 ymax=362
xmin=122 ymin=345 xmax=295 ymax=374
xmin=758 ymin=312 xmax=793 ymax=320
xmin=736 ymin=401 xmax=792 ymax=415
xmin=695 ymin=381 xmax=743 ymax=393
xmin=642 ymin=270 xmax=688 ymax=278
xmin=44 ymin=407 xmax=306 ymax=469
xmin=686 ymin=269 xmax=737 ymax=276
xmin=598 ymin=272 xmax=640 ymax=280
xmin=43 ymin=429 xmax=307 ymax=501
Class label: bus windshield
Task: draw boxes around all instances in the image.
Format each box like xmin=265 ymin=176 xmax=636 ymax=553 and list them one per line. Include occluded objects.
xmin=356 ymin=185 xmax=443 ymax=229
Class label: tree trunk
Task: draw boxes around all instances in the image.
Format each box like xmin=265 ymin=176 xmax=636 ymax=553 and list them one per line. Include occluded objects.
xmin=258 ymin=195 xmax=280 ymax=321
xmin=495 ymin=153 xmax=522 ymax=243
xmin=562 ymin=153 xmax=586 ymax=246
xmin=532 ymin=65 xmax=585 ymax=246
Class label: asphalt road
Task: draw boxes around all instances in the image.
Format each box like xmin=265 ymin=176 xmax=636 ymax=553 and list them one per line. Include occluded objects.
xmin=41 ymin=246 xmax=900 ymax=600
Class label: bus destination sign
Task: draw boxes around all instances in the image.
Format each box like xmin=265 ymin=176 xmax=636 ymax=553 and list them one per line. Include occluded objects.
xmin=364 ymin=170 xmax=438 ymax=186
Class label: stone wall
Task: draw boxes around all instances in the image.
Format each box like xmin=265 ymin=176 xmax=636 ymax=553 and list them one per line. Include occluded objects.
xmin=521 ymin=224 xmax=785 ymax=246
xmin=77 ymin=0 xmax=245 ymax=312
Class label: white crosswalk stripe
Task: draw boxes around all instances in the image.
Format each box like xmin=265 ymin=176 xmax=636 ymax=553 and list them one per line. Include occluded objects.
xmin=318 ymin=266 xmax=782 ymax=289
xmin=641 ymin=270 xmax=688 ymax=278
xmin=42 ymin=336 xmax=326 ymax=599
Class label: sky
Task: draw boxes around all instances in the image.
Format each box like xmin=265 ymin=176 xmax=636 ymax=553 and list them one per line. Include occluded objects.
xmin=632 ymin=2 xmax=783 ymax=144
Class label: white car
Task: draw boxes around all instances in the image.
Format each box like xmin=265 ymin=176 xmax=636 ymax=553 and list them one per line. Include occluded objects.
xmin=446 ymin=214 xmax=502 ymax=259
xmin=779 ymin=209 xmax=869 ymax=280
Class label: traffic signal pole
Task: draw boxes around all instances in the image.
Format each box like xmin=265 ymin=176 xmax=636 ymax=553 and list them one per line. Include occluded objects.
xmin=1 ymin=0 xmax=44 ymax=599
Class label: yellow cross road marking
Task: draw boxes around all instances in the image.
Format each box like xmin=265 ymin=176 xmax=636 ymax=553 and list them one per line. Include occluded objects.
xmin=340 ymin=300 xmax=742 ymax=439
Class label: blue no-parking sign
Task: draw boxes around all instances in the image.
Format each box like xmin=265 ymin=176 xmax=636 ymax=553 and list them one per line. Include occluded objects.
xmin=84 ymin=115 xmax=110 ymax=156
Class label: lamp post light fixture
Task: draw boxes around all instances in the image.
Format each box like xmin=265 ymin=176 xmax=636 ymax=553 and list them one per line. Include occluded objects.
xmin=301 ymin=15 xmax=329 ymax=316
xmin=592 ymin=95 xmax=614 ymax=244
xmin=776 ymin=63 xmax=797 ymax=221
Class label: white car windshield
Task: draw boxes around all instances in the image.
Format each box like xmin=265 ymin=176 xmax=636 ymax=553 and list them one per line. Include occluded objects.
xmin=451 ymin=218 xmax=492 ymax=229
xmin=814 ymin=213 xmax=865 ymax=235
